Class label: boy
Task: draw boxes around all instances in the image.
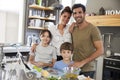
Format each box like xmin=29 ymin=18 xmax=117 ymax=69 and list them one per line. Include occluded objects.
xmin=53 ymin=42 xmax=73 ymax=71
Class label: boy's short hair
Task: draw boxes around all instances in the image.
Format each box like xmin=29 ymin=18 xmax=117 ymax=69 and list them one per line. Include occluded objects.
xmin=60 ymin=42 xmax=73 ymax=53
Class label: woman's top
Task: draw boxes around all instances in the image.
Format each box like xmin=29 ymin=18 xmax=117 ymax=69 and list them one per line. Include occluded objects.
xmin=48 ymin=24 xmax=72 ymax=56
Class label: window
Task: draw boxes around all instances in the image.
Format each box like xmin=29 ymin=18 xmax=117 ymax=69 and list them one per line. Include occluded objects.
xmin=0 ymin=0 xmax=24 ymax=44
xmin=61 ymin=0 xmax=72 ymax=8
xmin=74 ymin=0 xmax=87 ymax=6
xmin=61 ymin=0 xmax=87 ymax=8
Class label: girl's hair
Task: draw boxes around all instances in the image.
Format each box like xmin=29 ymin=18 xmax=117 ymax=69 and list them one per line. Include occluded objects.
xmin=61 ymin=6 xmax=72 ymax=15
xmin=39 ymin=30 xmax=52 ymax=39
xmin=60 ymin=42 xmax=73 ymax=53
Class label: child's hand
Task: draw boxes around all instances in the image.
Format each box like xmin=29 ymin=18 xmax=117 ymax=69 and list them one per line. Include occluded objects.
xmin=69 ymin=22 xmax=76 ymax=33
xmin=35 ymin=62 xmax=44 ymax=67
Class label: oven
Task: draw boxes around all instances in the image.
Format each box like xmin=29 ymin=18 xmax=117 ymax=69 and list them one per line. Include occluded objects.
xmin=103 ymin=56 xmax=120 ymax=80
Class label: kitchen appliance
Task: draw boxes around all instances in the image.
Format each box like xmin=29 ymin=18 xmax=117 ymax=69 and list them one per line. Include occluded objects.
xmin=103 ymin=54 xmax=120 ymax=80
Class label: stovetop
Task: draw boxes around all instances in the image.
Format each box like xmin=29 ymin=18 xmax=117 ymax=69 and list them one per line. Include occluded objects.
xmin=104 ymin=55 xmax=120 ymax=69
xmin=107 ymin=56 xmax=120 ymax=60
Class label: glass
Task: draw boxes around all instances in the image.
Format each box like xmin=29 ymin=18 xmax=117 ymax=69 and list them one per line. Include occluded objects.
xmin=45 ymin=0 xmax=48 ymax=7
xmin=41 ymin=10 xmax=45 ymax=17
xmin=41 ymin=20 xmax=45 ymax=28
xmin=44 ymin=22 xmax=49 ymax=28
xmin=32 ymin=0 xmax=36 ymax=5
xmin=63 ymin=67 xmax=81 ymax=79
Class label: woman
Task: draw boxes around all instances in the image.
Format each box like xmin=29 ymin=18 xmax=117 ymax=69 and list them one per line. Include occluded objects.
xmin=49 ymin=6 xmax=72 ymax=61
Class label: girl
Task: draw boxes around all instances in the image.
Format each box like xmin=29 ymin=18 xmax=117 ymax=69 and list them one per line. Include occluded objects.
xmin=29 ymin=30 xmax=57 ymax=68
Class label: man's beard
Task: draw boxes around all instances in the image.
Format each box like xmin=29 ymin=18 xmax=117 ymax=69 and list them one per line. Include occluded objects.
xmin=76 ymin=17 xmax=84 ymax=24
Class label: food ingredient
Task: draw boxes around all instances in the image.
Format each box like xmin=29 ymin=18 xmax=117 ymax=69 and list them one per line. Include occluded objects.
xmin=41 ymin=70 xmax=49 ymax=77
xmin=33 ymin=66 xmax=42 ymax=72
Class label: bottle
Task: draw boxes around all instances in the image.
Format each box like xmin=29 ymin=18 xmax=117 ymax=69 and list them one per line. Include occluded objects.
xmin=45 ymin=0 xmax=48 ymax=7
xmin=37 ymin=0 xmax=42 ymax=6
xmin=99 ymin=7 xmax=105 ymax=15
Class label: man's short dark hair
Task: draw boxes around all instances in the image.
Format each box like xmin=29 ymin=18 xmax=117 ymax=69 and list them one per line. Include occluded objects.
xmin=72 ymin=3 xmax=86 ymax=13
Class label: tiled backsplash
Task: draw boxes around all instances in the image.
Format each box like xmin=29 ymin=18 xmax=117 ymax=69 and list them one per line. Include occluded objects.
xmin=99 ymin=27 xmax=120 ymax=54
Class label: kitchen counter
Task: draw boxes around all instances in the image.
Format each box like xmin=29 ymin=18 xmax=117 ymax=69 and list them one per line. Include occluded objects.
xmin=0 ymin=45 xmax=31 ymax=62
xmin=0 ymin=43 xmax=31 ymax=53
xmin=2 ymin=46 xmax=31 ymax=53
xmin=1 ymin=63 xmax=94 ymax=80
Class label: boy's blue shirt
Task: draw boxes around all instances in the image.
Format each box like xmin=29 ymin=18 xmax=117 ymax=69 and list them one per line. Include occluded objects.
xmin=53 ymin=60 xmax=73 ymax=72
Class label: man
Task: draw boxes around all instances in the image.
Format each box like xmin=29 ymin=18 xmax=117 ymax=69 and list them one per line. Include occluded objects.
xmin=69 ymin=3 xmax=104 ymax=78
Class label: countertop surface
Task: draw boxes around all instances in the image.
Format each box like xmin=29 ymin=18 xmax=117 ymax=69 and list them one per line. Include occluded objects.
xmin=1 ymin=46 xmax=31 ymax=53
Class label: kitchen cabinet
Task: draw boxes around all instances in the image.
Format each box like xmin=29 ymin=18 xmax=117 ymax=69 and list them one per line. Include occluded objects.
xmin=86 ymin=15 xmax=120 ymax=26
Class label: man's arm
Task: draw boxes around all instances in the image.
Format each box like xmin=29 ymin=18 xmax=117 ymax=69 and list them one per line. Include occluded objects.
xmin=71 ymin=40 xmax=104 ymax=68
xmin=82 ymin=40 xmax=104 ymax=65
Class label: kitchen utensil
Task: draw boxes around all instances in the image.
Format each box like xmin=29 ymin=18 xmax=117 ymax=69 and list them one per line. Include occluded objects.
xmin=106 ymin=49 xmax=111 ymax=57
xmin=63 ymin=67 xmax=81 ymax=79
xmin=105 ymin=33 xmax=113 ymax=57
xmin=107 ymin=33 xmax=112 ymax=47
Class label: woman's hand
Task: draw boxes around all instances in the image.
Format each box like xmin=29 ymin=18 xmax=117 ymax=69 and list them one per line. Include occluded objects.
xmin=31 ymin=43 xmax=38 ymax=52
xmin=69 ymin=22 xmax=76 ymax=33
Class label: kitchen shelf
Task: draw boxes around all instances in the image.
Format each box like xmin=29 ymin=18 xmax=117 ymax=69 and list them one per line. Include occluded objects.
xmin=24 ymin=0 xmax=57 ymax=44
xmin=29 ymin=5 xmax=54 ymax=10
xmin=29 ymin=16 xmax=55 ymax=21
xmin=28 ymin=26 xmax=48 ymax=30
xmin=86 ymin=15 xmax=120 ymax=26
xmin=28 ymin=3 xmax=55 ymax=30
